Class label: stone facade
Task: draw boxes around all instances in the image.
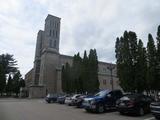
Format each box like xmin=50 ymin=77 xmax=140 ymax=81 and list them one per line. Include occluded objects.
xmin=25 ymin=14 xmax=121 ymax=98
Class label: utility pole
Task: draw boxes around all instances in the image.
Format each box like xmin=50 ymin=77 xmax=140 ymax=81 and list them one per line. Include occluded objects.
xmin=107 ymin=63 xmax=115 ymax=90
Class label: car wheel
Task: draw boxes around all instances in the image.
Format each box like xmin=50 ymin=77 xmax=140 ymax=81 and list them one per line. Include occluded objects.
xmin=155 ymin=116 xmax=160 ymax=120
xmin=119 ymin=111 xmax=124 ymax=115
xmin=139 ymin=107 xmax=144 ymax=116
xmin=97 ymin=104 xmax=105 ymax=113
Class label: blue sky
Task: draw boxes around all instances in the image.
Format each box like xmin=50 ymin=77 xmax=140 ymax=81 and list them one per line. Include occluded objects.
xmin=0 ymin=0 xmax=160 ymax=77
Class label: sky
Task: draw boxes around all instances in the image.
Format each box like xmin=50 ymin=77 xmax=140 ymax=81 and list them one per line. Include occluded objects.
xmin=0 ymin=0 xmax=160 ymax=77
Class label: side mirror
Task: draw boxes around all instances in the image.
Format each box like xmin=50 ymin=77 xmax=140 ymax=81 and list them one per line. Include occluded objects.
xmin=107 ymin=94 xmax=111 ymax=98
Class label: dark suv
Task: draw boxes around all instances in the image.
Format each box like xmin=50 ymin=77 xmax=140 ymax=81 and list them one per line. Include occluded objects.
xmin=150 ymin=94 xmax=160 ymax=119
xmin=116 ymin=94 xmax=153 ymax=116
xmin=83 ymin=89 xmax=123 ymax=113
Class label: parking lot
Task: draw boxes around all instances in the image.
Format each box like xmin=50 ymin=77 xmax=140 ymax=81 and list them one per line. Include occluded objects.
xmin=0 ymin=98 xmax=156 ymax=120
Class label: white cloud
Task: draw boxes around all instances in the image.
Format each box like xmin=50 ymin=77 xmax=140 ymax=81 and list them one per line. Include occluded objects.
xmin=0 ymin=0 xmax=160 ymax=77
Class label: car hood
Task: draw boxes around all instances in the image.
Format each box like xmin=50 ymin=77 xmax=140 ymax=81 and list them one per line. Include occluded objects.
xmin=84 ymin=96 xmax=103 ymax=101
xmin=151 ymin=101 xmax=160 ymax=106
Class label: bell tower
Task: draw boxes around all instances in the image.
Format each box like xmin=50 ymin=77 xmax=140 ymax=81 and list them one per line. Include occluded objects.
xmin=43 ymin=14 xmax=60 ymax=52
xmin=38 ymin=15 xmax=61 ymax=93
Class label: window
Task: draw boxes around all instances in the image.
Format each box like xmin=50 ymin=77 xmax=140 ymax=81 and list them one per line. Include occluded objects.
xmin=49 ymin=30 xmax=51 ymax=36
xmin=103 ymin=80 xmax=106 ymax=85
xmin=54 ymin=40 xmax=56 ymax=48
xmin=103 ymin=68 xmax=106 ymax=72
xmin=53 ymin=30 xmax=55 ymax=37
xmin=49 ymin=39 xmax=52 ymax=47
xmin=56 ymin=31 xmax=58 ymax=38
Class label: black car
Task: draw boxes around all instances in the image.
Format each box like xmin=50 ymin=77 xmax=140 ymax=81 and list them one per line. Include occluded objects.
xmin=116 ymin=94 xmax=153 ymax=116
xmin=83 ymin=89 xmax=123 ymax=113
xmin=45 ymin=94 xmax=58 ymax=103
xmin=150 ymin=101 xmax=160 ymax=119
xmin=150 ymin=93 xmax=160 ymax=120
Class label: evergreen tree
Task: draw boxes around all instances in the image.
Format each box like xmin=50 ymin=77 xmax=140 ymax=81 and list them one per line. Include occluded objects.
xmin=0 ymin=64 xmax=6 ymax=96
xmin=156 ymin=25 xmax=160 ymax=91
xmin=147 ymin=34 xmax=157 ymax=91
xmin=115 ymin=31 xmax=138 ymax=92
xmin=6 ymin=74 xmax=13 ymax=96
xmin=81 ymin=50 xmax=88 ymax=92
xmin=88 ymin=49 xmax=99 ymax=93
xmin=0 ymin=54 xmax=17 ymax=75
xmin=12 ymin=71 xmax=22 ymax=96
xmin=135 ymin=40 xmax=147 ymax=93
xmin=19 ymin=79 xmax=25 ymax=88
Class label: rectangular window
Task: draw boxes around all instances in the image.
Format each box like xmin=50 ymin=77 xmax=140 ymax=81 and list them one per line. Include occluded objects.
xmin=103 ymin=80 xmax=106 ymax=85
xmin=53 ymin=30 xmax=55 ymax=37
xmin=49 ymin=30 xmax=51 ymax=36
xmin=54 ymin=40 xmax=56 ymax=48
xmin=56 ymin=31 xmax=58 ymax=38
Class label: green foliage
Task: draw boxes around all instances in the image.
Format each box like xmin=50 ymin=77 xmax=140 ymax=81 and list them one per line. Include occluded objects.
xmin=62 ymin=49 xmax=99 ymax=93
xmin=116 ymin=25 xmax=160 ymax=93
xmin=116 ymin=31 xmax=137 ymax=92
xmin=0 ymin=64 xmax=6 ymax=95
xmin=147 ymin=34 xmax=157 ymax=91
xmin=156 ymin=25 xmax=160 ymax=90
xmin=0 ymin=54 xmax=17 ymax=75
xmin=12 ymin=70 xmax=22 ymax=96
xmin=6 ymin=74 xmax=13 ymax=96
xmin=0 ymin=53 xmax=23 ymax=96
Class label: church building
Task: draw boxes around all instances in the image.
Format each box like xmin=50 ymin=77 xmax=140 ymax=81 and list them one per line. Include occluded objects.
xmin=25 ymin=14 xmax=121 ymax=98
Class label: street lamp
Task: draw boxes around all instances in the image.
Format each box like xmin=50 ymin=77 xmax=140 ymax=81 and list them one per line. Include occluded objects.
xmin=107 ymin=63 xmax=115 ymax=90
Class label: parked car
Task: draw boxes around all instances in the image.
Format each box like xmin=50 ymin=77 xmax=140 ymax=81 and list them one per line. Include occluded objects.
xmin=150 ymin=93 xmax=160 ymax=119
xmin=116 ymin=94 xmax=153 ymax=116
xmin=74 ymin=95 xmax=87 ymax=108
xmin=65 ymin=94 xmax=81 ymax=106
xmin=45 ymin=93 xmax=59 ymax=103
xmin=57 ymin=94 xmax=70 ymax=104
xmin=83 ymin=89 xmax=123 ymax=113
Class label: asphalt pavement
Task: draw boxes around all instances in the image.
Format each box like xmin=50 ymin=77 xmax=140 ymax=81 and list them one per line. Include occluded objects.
xmin=0 ymin=98 xmax=156 ymax=120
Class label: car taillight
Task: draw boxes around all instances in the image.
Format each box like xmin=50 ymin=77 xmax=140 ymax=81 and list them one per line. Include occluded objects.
xmin=127 ymin=101 xmax=135 ymax=107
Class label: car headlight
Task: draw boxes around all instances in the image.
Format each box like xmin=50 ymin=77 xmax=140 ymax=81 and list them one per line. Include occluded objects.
xmin=90 ymin=100 xmax=96 ymax=105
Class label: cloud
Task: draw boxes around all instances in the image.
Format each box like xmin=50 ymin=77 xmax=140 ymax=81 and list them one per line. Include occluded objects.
xmin=0 ymin=0 xmax=160 ymax=77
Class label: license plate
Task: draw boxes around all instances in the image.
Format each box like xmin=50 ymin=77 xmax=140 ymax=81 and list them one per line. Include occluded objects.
xmin=83 ymin=102 xmax=89 ymax=106
xmin=120 ymin=103 xmax=125 ymax=106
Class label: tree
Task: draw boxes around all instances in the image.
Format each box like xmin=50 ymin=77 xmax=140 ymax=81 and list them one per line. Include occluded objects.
xmin=0 ymin=54 xmax=17 ymax=75
xmin=87 ymin=49 xmax=99 ymax=93
xmin=147 ymin=34 xmax=157 ymax=91
xmin=81 ymin=50 xmax=88 ymax=92
xmin=6 ymin=74 xmax=13 ymax=96
xmin=156 ymin=25 xmax=160 ymax=91
xmin=61 ymin=49 xmax=99 ymax=94
xmin=115 ymin=31 xmax=142 ymax=92
xmin=12 ymin=71 xmax=22 ymax=96
xmin=0 ymin=64 xmax=6 ymax=96
xmin=135 ymin=40 xmax=147 ymax=93
xmin=19 ymin=79 xmax=25 ymax=88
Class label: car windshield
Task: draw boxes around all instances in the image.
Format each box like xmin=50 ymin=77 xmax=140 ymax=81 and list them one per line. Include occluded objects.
xmin=123 ymin=94 xmax=141 ymax=101
xmin=94 ymin=90 xmax=110 ymax=97
xmin=47 ymin=94 xmax=57 ymax=97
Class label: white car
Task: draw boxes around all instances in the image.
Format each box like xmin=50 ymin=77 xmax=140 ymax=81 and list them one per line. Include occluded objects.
xmin=65 ymin=94 xmax=81 ymax=106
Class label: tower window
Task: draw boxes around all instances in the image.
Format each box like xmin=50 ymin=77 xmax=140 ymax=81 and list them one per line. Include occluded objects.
xmin=56 ymin=31 xmax=58 ymax=38
xmin=49 ymin=30 xmax=51 ymax=36
xmin=53 ymin=30 xmax=55 ymax=37
xmin=49 ymin=39 xmax=52 ymax=47
xmin=103 ymin=80 xmax=106 ymax=85
xmin=54 ymin=40 xmax=56 ymax=48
